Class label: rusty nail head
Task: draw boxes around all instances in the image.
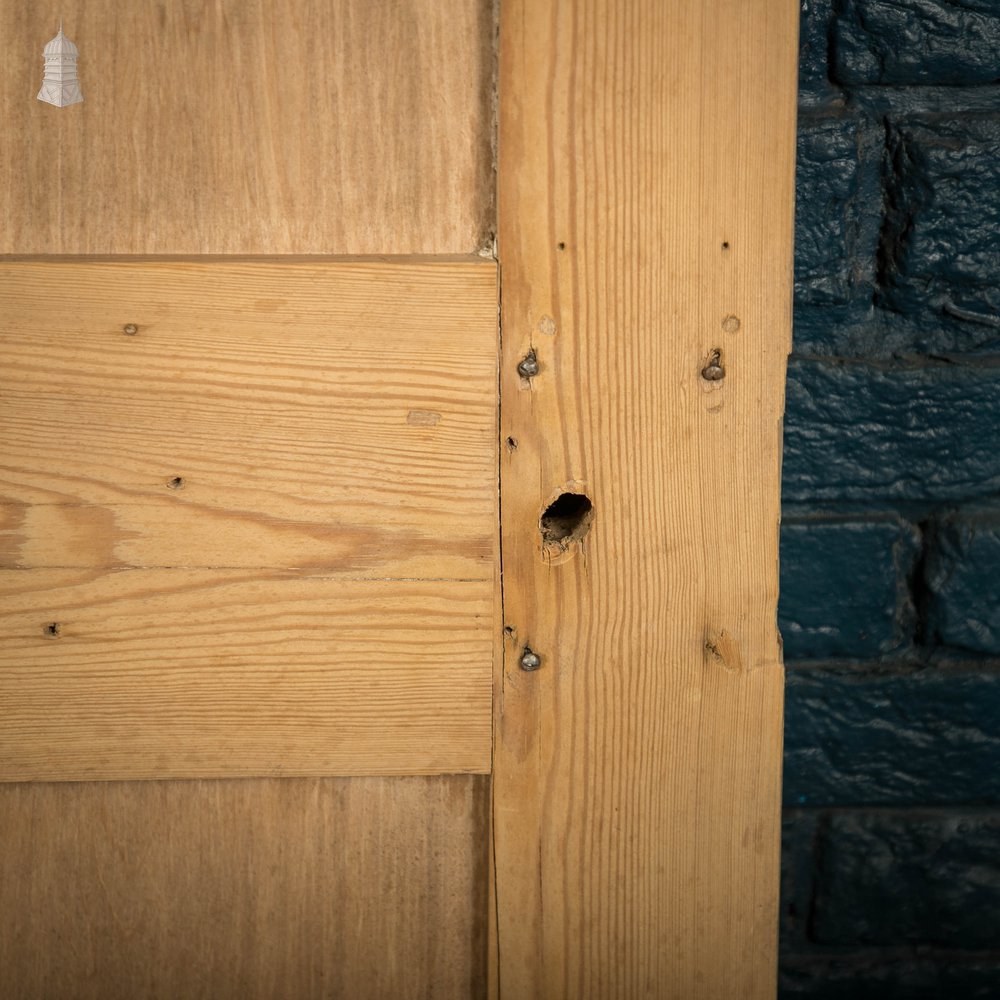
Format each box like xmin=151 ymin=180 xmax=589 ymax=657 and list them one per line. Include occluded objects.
xmin=519 ymin=646 xmax=541 ymax=671
xmin=517 ymin=350 xmax=540 ymax=379
xmin=701 ymin=349 xmax=725 ymax=381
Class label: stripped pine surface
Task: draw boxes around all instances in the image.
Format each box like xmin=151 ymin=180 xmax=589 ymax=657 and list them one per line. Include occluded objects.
xmin=0 ymin=261 xmax=497 ymax=780
xmin=0 ymin=571 xmax=492 ymax=780
xmin=0 ymin=776 xmax=489 ymax=999
xmin=1 ymin=0 xmax=495 ymax=255
xmin=0 ymin=261 xmax=497 ymax=579
xmin=494 ymin=1 xmax=798 ymax=997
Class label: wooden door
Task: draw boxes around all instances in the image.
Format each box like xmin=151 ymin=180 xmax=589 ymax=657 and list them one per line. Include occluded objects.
xmin=0 ymin=2 xmax=797 ymax=997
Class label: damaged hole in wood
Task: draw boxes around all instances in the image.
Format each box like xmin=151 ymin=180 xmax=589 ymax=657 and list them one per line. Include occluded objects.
xmin=505 ymin=436 xmax=518 ymax=452
xmin=43 ymin=622 xmax=61 ymax=638
xmin=540 ymin=491 xmax=594 ymax=557
xmin=167 ymin=476 xmax=185 ymax=490
xmin=503 ymin=625 xmax=516 ymax=638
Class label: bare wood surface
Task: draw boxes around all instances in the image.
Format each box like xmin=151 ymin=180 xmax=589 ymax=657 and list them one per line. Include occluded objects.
xmin=1 ymin=1 xmax=495 ymax=255
xmin=0 ymin=261 xmax=497 ymax=780
xmin=494 ymin=1 xmax=798 ymax=996
xmin=0 ymin=261 xmax=497 ymax=579
xmin=0 ymin=571 xmax=491 ymax=780
xmin=0 ymin=776 xmax=489 ymax=1000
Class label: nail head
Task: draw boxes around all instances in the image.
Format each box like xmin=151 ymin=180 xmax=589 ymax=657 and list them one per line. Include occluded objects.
xmin=519 ymin=646 xmax=541 ymax=671
xmin=517 ymin=351 xmax=540 ymax=379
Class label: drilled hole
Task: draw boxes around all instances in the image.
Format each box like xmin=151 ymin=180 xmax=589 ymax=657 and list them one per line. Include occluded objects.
xmin=43 ymin=622 xmax=61 ymax=638
xmin=556 ymin=241 xmax=566 ymax=251
xmin=721 ymin=241 xmax=730 ymax=250
xmin=540 ymin=492 xmax=594 ymax=557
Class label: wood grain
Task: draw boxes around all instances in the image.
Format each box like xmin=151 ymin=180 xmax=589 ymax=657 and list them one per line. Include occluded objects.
xmin=1 ymin=1 xmax=495 ymax=255
xmin=494 ymin=1 xmax=798 ymax=997
xmin=0 ymin=261 xmax=497 ymax=578
xmin=0 ymin=261 xmax=497 ymax=780
xmin=0 ymin=570 xmax=492 ymax=780
xmin=0 ymin=776 xmax=489 ymax=999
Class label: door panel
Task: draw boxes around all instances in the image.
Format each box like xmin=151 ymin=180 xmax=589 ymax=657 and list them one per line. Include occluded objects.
xmin=2 ymin=3 xmax=499 ymax=995
xmin=0 ymin=261 xmax=497 ymax=780
xmin=1 ymin=1 xmax=495 ymax=254
xmin=0 ymin=776 xmax=489 ymax=999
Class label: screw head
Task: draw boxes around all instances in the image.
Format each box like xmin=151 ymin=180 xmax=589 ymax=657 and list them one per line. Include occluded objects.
xmin=517 ymin=351 xmax=540 ymax=379
xmin=519 ymin=646 xmax=541 ymax=671
xmin=123 ymin=323 xmax=138 ymax=336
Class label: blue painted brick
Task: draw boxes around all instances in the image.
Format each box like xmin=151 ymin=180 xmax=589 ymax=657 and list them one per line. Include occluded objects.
xmin=925 ymin=511 xmax=1000 ymax=655
xmin=798 ymin=1 xmax=837 ymax=103
xmin=881 ymin=116 xmax=1000 ymax=346
xmin=781 ymin=812 xmax=819 ymax=952
xmin=833 ymin=0 xmax=1000 ymax=86
xmin=780 ymin=517 xmax=918 ymax=659
xmin=811 ymin=810 xmax=1000 ymax=947
xmin=783 ymin=667 xmax=1000 ymax=807
xmin=780 ymin=953 xmax=1000 ymax=1000
xmin=782 ymin=359 xmax=1000 ymax=502
xmin=795 ymin=116 xmax=881 ymax=308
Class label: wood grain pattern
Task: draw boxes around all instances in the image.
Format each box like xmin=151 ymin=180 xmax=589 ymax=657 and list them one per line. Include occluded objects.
xmin=1 ymin=1 xmax=495 ymax=255
xmin=0 ymin=776 xmax=489 ymax=999
xmin=0 ymin=261 xmax=497 ymax=577
xmin=0 ymin=571 xmax=492 ymax=780
xmin=494 ymin=1 xmax=798 ymax=996
xmin=0 ymin=261 xmax=497 ymax=780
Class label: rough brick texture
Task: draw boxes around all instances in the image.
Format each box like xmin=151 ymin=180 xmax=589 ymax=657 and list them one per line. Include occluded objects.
xmin=881 ymin=116 xmax=1000 ymax=344
xmin=781 ymin=1 xmax=1000 ymax=993
xmin=811 ymin=811 xmax=1000 ymax=948
xmin=781 ymin=953 xmax=1000 ymax=1000
xmin=783 ymin=667 xmax=1000 ymax=807
xmin=925 ymin=511 xmax=1000 ymax=655
xmin=795 ymin=116 xmax=881 ymax=307
xmin=782 ymin=359 xmax=1000 ymax=502
xmin=833 ymin=0 xmax=1000 ymax=86
xmin=779 ymin=517 xmax=918 ymax=659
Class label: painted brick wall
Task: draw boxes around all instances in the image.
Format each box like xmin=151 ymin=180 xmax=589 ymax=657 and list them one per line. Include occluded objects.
xmin=780 ymin=2 xmax=1000 ymax=996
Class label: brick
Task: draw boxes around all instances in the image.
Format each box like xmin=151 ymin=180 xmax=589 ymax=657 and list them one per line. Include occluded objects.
xmin=925 ymin=511 xmax=1000 ymax=655
xmin=798 ymin=0 xmax=837 ymax=103
xmin=811 ymin=811 xmax=1000 ymax=947
xmin=783 ymin=667 xmax=1000 ymax=807
xmin=782 ymin=359 xmax=1000 ymax=503
xmin=880 ymin=116 xmax=1000 ymax=345
xmin=794 ymin=116 xmax=881 ymax=307
xmin=780 ymin=812 xmax=818 ymax=953
xmin=780 ymin=953 xmax=1000 ymax=1000
xmin=833 ymin=0 xmax=1000 ymax=86
xmin=780 ymin=517 xmax=918 ymax=659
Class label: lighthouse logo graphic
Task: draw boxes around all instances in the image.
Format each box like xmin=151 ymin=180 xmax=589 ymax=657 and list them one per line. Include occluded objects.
xmin=37 ymin=23 xmax=83 ymax=107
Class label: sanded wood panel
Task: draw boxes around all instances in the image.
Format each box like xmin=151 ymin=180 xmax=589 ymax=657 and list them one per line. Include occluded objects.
xmin=0 ymin=776 xmax=489 ymax=1000
xmin=0 ymin=261 xmax=497 ymax=780
xmin=0 ymin=261 xmax=497 ymax=578
xmin=0 ymin=572 xmax=491 ymax=780
xmin=494 ymin=1 xmax=797 ymax=996
xmin=0 ymin=1 xmax=495 ymax=255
